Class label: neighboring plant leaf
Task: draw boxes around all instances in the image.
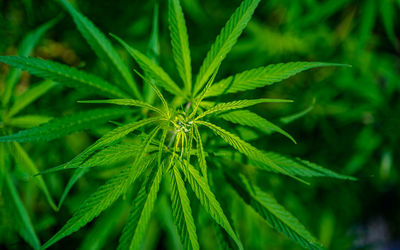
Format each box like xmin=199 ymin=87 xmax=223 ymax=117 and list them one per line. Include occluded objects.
xmin=0 ymin=56 xmax=129 ymax=99
xmin=7 ymin=115 xmax=53 ymax=129
xmin=8 ymin=80 xmax=57 ymax=118
xmin=8 ymin=142 xmax=57 ymax=210
xmin=57 ymin=0 xmax=141 ymax=99
xmin=169 ymin=0 xmax=192 ymax=93
xmin=0 ymin=108 xmax=131 ymax=142
xmin=2 ymin=17 xmax=58 ymax=106
xmin=170 ymin=166 xmax=200 ymax=250
xmin=194 ymin=0 xmax=261 ymax=94
xmin=205 ymin=62 xmax=348 ymax=97
xmin=227 ymin=173 xmax=324 ymax=249
xmin=280 ymin=98 xmax=315 ymax=124
xmin=380 ymin=0 xmax=398 ymax=50
xmin=3 ymin=169 xmax=41 ymax=250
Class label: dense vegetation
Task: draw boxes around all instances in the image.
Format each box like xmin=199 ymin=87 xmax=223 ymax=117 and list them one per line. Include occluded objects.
xmin=0 ymin=0 xmax=399 ymax=249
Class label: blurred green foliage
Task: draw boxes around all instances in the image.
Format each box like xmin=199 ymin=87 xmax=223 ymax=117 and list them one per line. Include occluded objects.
xmin=0 ymin=0 xmax=399 ymax=249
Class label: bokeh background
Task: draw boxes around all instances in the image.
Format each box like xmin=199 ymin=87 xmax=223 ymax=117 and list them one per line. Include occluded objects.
xmin=1 ymin=0 xmax=399 ymax=249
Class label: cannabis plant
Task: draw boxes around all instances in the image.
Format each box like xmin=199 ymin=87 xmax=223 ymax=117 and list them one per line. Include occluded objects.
xmin=0 ymin=0 xmax=355 ymax=249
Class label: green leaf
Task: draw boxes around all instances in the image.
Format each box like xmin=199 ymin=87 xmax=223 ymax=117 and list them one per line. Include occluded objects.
xmin=128 ymin=164 xmax=163 ymax=250
xmin=169 ymin=0 xmax=192 ymax=93
xmin=358 ymin=0 xmax=377 ymax=50
xmin=194 ymin=0 xmax=261 ymax=94
xmin=41 ymin=157 xmax=154 ymax=249
xmin=205 ymin=62 xmax=348 ymax=97
xmin=57 ymin=0 xmax=141 ymax=99
xmin=7 ymin=115 xmax=53 ymax=129
xmin=227 ymin=173 xmax=324 ymax=250
xmin=0 ymin=108 xmax=131 ymax=142
xmin=251 ymin=152 xmax=356 ymax=180
xmin=144 ymin=3 xmax=160 ymax=104
xmin=79 ymin=203 xmax=125 ymax=250
xmin=3 ymin=169 xmax=41 ymax=250
xmin=184 ymin=163 xmax=243 ymax=250
xmin=117 ymin=177 xmax=149 ymax=250
xmin=2 ymin=17 xmax=58 ymax=106
xmin=280 ymin=98 xmax=315 ymax=124
xmin=193 ymin=124 xmax=207 ymax=179
xmin=219 ymin=110 xmax=296 ymax=143
xmin=8 ymin=142 xmax=57 ymax=210
xmin=0 ymin=56 xmax=130 ymax=98
xmin=195 ymin=98 xmax=292 ymax=121
xmin=37 ymin=143 xmax=158 ymax=176
xmin=380 ymin=0 xmax=398 ymax=50
xmin=79 ymin=99 xmax=165 ymax=116
xmin=56 ymin=119 xmax=160 ymax=208
xmin=196 ymin=121 xmax=304 ymax=182
xmin=7 ymin=80 xmax=56 ymax=118
xmin=170 ymin=166 xmax=200 ymax=250
xmin=111 ymin=34 xmax=185 ymax=97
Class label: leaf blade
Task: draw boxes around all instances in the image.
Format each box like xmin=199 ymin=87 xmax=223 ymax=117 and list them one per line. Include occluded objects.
xmin=111 ymin=34 xmax=185 ymax=97
xmin=205 ymin=62 xmax=349 ymax=97
xmin=194 ymin=0 xmax=261 ymax=94
xmin=57 ymin=0 xmax=141 ymax=98
xmin=0 ymin=56 xmax=129 ymax=98
xmin=169 ymin=0 xmax=192 ymax=93
xmin=0 ymin=108 xmax=131 ymax=142
xmin=170 ymin=166 xmax=200 ymax=250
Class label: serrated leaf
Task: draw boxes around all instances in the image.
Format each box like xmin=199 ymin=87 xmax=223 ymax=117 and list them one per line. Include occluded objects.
xmin=252 ymin=152 xmax=356 ymax=180
xmin=193 ymin=124 xmax=207 ymax=179
xmin=184 ymin=163 xmax=243 ymax=250
xmin=169 ymin=0 xmax=192 ymax=93
xmin=170 ymin=166 xmax=199 ymax=250
xmin=3 ymin=17 xmax=58 ymax=106
xmin=144 ymin=3 xmax=160 ymax=104
xmin=127 ymin=164 xmax=163 ymax=250
xmin=63 ymin=117 xmax=159 ymax=170
xmin=41 ymin=157 xmax=154 ymax=249
xmin=194 ymin=0 xmax=261 ymax=94
xmin=57 ymin=0 xmax=141 ymax=99
xmin=0 ymin=108 xmax=131 ymax=142
xmin=117 ymin=177 xmax=149 ymax=250
xmin=195 ymin=98 xmax=291 ymax=120
xmin=227 ymin=173 xmax=324 ymax=249
xmin=219 ymin=110 xmax=296 ymax=143
xmin=56 ymin=119 xmax=160 ymax=208
xmin=0 ymin=56 xmax=129 ymax=99
xmin=196 ymin=121 xmax=304 ymax=183
xmin=111 ymin=34 xmax=185 ymax=97
xmin=8 ymin=142 xmax=57 ymax=210
xmin=79 ymin=99 xmax=165 ymax=116
xmin=205 ymin=62 xmax=348 ymax=97
xmin=8 ymin=80 xmax=56 ymax=118
xmin=37 ymin=143 xmax=158 ymax=176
